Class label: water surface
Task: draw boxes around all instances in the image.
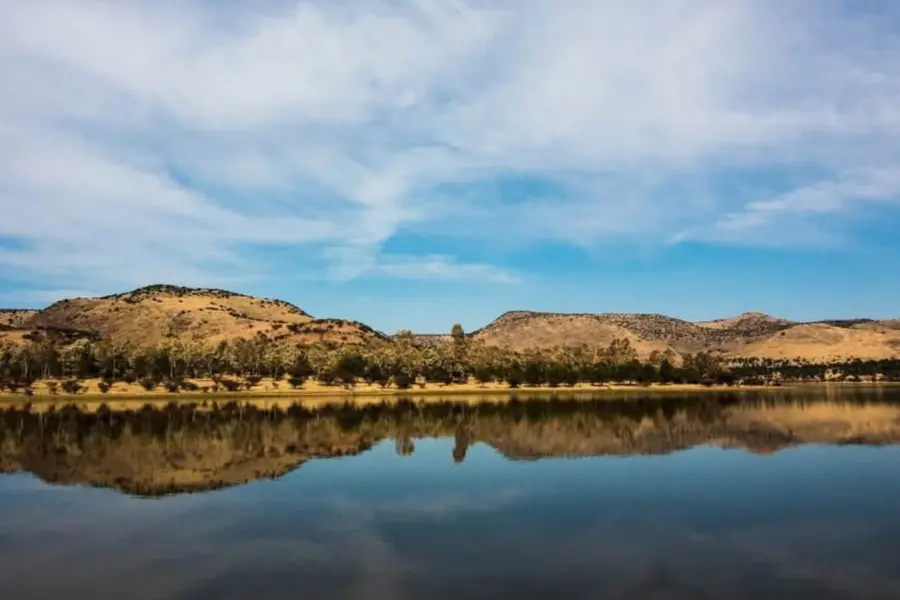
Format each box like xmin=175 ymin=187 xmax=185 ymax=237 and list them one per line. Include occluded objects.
xmin=2 ymin=388 xmax=900 ymax=599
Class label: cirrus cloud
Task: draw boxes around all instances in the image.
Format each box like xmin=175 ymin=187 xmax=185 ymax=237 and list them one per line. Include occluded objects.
xmin=1 ymin=0 xmax=898 ymax=299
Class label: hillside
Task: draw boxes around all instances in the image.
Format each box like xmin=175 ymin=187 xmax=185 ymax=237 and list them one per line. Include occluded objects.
xmin=470 ymin=312 xmax=674 ymax=355
xmin=1 ymin=285 xmax=897 ymax=362
xmin=471 ymin=310 xmax=900 ymax=362
xmin=471 ymin=310 xmax=792 ymax=355
xmin=0 ymin=309 xmax=38 ymax=330
xmin=2 ymin=285 xmax=384 ymax=348
xmin=733 ymin=323 xmax=900 ymax=361
xmin=695 ymin=311 xmax=792 ymax=334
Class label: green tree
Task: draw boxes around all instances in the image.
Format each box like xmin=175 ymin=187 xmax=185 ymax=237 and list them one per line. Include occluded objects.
xmin=659 ymin=359 xmax=677 ymax=383
xmin=364 ymin=362 xmax=390 ymax=388
xmin=505 ymin=363 xmax=524 ymax=388
xmin=473 ymin=365 xmax=494 ymax=387
xmin=524 ymin=361 xmax=544 ymax=387
xmin=450 ymin=323 xmax=465 ymax=345
xmin=337 ymin=354 xmax=366 ymax=381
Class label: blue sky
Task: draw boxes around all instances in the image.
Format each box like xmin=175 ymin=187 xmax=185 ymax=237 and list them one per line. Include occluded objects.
xmin=1 ymin=0 xmax=899 ymax=333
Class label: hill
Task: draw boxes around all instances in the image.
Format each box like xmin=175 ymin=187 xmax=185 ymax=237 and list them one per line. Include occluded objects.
xmin=0 ymin=309 xmax=38 ymax=330
xmin=471 ymin=310 xmax=792 ymax=354
xmin=1 ymin=285 xmax=897 ymax=362
xmin=733 ymin=323 xmax=900 ymax=361
xmin=2 ymin=284 xmax=384 ymax=348
xmin=471 ymin=310 xmax=900 ymax=362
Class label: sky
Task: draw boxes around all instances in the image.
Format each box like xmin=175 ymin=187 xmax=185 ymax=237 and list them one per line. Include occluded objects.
xmin=1 ymin=0 xmax=900 ymax=334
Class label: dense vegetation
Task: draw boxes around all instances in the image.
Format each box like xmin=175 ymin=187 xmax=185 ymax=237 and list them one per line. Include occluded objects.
xmin=1 ymin=324 xmax=898 ymax=395
xmin=729 ymin=357 xmax=900 ymax=383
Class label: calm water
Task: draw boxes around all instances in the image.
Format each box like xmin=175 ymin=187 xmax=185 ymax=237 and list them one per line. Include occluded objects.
xmin=2 ymin=388 xmax=900 ymax=599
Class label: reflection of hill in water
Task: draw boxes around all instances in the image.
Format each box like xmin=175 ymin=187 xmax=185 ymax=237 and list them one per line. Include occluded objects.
xmin=2 ymin=391 xmax=900 ymax=496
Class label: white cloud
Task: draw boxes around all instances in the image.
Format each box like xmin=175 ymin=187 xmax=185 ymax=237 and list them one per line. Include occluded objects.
xmin=675 ymin=167 xmax=900 ymax=246
xmin=375 ymin=255 xmax=520 ymax=284
xmin=0 ymin=0 xmax=898 ymax=294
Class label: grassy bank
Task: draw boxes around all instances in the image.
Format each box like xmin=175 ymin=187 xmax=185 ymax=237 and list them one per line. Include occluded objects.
xmin=0 ymin=376 xmax=791 ymax=407
xmin=0 ymin=377 xmax=781 ymax=396
xmin=2 ymin=381 xmax=895 ymax=415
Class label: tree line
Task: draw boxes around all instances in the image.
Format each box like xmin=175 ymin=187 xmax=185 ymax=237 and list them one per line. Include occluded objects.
xmin=729 ymin=357 xmax=900 ymax=383
xmin=1 ymin=324 xmax=898 ymax=395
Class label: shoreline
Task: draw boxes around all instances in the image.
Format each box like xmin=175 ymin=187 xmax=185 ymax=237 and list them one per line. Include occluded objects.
xmin=1 ymin=379 xmax=896 ymax=411
xmin=0 ymin=377 xmax=778 ymax=398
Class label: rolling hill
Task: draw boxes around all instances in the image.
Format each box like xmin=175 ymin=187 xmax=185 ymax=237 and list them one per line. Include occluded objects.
xmin=2 ymin=284 xmax=384 ymax=348
xmin=0 ymin=309 xmax=38 ymax=330
xmin=470 ymin=310 xmax=900 ymax=362
xmin=1 ymin=285 xmax=898 ymax=362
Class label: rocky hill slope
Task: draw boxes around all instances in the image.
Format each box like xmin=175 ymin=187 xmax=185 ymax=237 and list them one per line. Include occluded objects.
xmin=471 ymin=310 xmax=900 ymax=361
xmin=0 ymin=309 xmax=38 ymax=330
xmin=2 ymin=284 xmax=384 ymax=348
xmin=1 ymin=285 xmax=897 ymax=361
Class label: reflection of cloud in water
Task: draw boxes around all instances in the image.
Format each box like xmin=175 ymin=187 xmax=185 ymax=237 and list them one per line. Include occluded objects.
xmin=323 ymin=488 xmax=524 ymax=527
xmin=1 ymin=487 xmax=898 ymax=600
xmin=3 ymin=399 xmax=900 ymax=599
xmin=0 ymin=498 xmax=900 ymax=600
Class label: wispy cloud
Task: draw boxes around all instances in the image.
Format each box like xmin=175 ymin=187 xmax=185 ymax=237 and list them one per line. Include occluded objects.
xmin=674 ymin=167 xmax=900 ymax=246
xmin=1 ymin=1 xmax=898 ymax=295
xmin=374 ymin=255 xmax=520 ymax=284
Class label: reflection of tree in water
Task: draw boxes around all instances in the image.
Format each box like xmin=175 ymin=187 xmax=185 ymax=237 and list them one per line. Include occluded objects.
xmin=1 ymin=390 xmax=897 ymax=495
xmin=395 ymin=436 xmax=415 ymax=457
xmin=453 ymin=427 xmax=470 ymax=464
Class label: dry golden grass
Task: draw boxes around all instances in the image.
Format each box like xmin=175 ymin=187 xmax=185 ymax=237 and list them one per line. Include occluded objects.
xmin=0 ymin=377 xmax=773 ymax=407
xmin=20 ymin=286 xmax=381 ymax=348
xmin=29 ymin=289 xmax=310 ymax=347
xmin=473 ymin=313 xmax=676 ymax=357
xmin=734 ymin=323 xmax=900 ymax=361
xmin=695 ymin=311 xmax=790 ymax=330
xmin=0 ymin=330 xmax=31 ymax=344
xmin=472 ymin=310 xmax=799 ymax=355
xmin=851 ymin=319 xmax=900 ymax=332
xmin=3 ymin=286 xmax=898 ymax=362
xmin=0 ymin=309 xmax=37 ymax=329
xmin=473 ymin=310 xmax=899 ymax=362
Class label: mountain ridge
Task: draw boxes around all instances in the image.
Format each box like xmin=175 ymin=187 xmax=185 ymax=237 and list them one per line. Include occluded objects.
xmin=467 ymin=309 xmax=900 ymax=361
xmin=1 ymin=285 xmax=898 ymax=361
xmin=3 ymin=284 xmax=385 ymax=348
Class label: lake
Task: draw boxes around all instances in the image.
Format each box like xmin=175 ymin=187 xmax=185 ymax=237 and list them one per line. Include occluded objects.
xmin=2 ymin=387 xmax=900 ymax=599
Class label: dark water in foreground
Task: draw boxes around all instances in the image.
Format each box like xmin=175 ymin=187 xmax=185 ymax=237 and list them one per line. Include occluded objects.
xmin=2 ymin=389 xmax=900 ymax=599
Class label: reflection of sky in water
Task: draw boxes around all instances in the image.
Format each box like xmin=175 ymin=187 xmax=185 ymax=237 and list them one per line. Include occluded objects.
xmin=2 ymin=440 xmax=900 ymax=599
